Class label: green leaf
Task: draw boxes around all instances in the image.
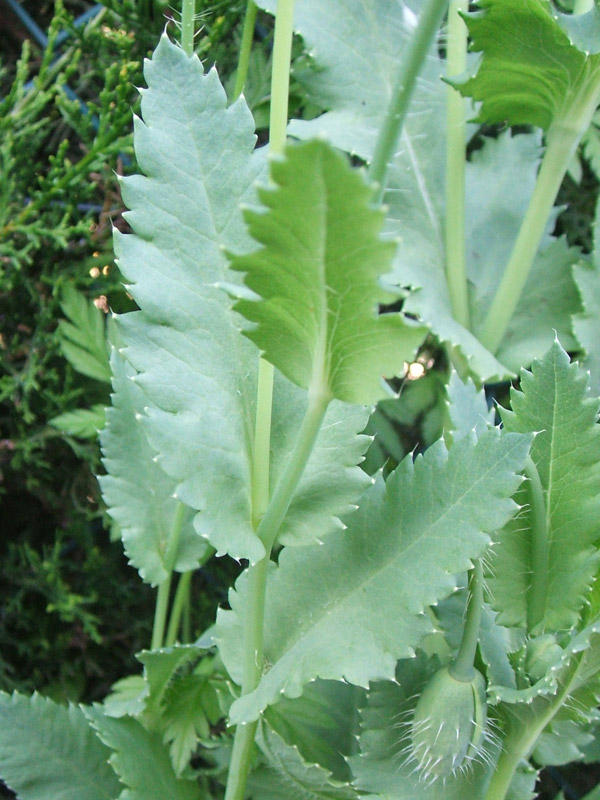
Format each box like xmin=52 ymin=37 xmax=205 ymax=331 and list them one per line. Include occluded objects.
xmin=248 ymin=723 xmax=358 ymax=800
xmin=265 ymin=680 xmax=364 ymax=783
xmin=100 ymin=348 xmax=209 ymax=586
xmin=258 ymin=0 xmax=424 ymax=159
xmin=85 ymin=706 xmax=201 ymax=800
xmin=111 ymin=34 xmax=376 ymax=564
xmin=217 ymin=429 xmax=530 ymax=723
xmin=161 ymin=675 xmax=211 ymax=775
xmin=458 ymin=0 xmax=600 ymax=131
xmin=137 ymin=644 xmax=202 ymax=721
xmin=57 ymin=284 xmax=111 ymax=383
xmin=0 ymin=692 xmax=121 ymax=800
xmin=113 ymin=33 xmax=265 ymax=563
xmin=554 ymin=5 xmax=600 ymax=55
xmin=444 ymin=371 xmax=494 ymax=444
xmin=230 ymin=139 xmax=426 ymax=404
xmin=103 ymin=675 xmax=149 ymax=719
xmin=490 ymin=341 xmax=600 ymax=631
xmin=573 ymin=197 xmax=600 ymax=395
xmin=49 ymin=404 xmax=106 ymax=438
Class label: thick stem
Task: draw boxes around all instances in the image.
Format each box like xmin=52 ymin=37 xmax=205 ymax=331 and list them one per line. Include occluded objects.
xmin=524 ymin=457 xmax=549 ymax=634
xmin=449 ymin=559 xmax=483 ymax=681
xmin=232 ymin=1 xmax=258 ymax=101
xmin=445 ymin=0 xmax=469 ymax=329
xmin=180 ymin=0 xmax=196 ymax=57
xmin=368 ymin=0 xmax=448 ymax=202
xmin=574 ymin=0 xmax=593 ymax=12
xmin=224 ymin=3 xmax=295 ymax=798
xmin=479 ymin=87 xmax=600 ymax=353
xmin=484 ymin=654 xmax=584 ymax=800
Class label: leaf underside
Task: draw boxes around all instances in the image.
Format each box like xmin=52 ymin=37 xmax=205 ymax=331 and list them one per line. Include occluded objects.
xmin=217 ymin=428 xmax=529 ymax=723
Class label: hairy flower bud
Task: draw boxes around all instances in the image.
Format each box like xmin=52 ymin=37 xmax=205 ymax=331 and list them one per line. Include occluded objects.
xmin=409 ymin=664 xmax=488 ymax=781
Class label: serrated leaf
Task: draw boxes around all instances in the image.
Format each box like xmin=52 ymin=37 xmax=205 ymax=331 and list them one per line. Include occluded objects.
xmin=161 ymin=675 xmax=210 ymax=775
xmin=248 ymin=723 xmax=358 ymax=800
xmin=553 ymin=5 xmax=600 ymax=56
xmin=112 ymin=34 xmax=265 ymax=563
xmin=265 ymin=679 xmax=364 ymax=783
xmin=490 ymin=341 xmax=600 ymax=632
xmin=85 ymin=706 xmax=200 ymax=800
xmin=230 ymin=139 xmax=426 ymax=404
xmin=110 ymin=34 xmax=376 ymax=564
xmin=216 ymin=429 xmax=530 ymax=723
xmin=99 ymin=348 xmax=208 ymax=586
xmin=458 ymin=0 xmax=600 ymax=131
xmin=50 ymin=404 xmax=106 ymax=438
xmin=103 ymin=675 xmax=149 ymax=719
xmin=137 ymin=644 xmax=202 ymax=721
xmin=0 ymin=692 xmax=121 ymax=800
xmin=445 ymin=371 xmax=494 ymax=444
xmin=57 ymin=285 xmax=111 ymax=383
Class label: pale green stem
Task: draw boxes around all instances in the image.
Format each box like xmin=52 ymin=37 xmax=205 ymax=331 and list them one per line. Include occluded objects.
xmin=224 ymin=389 xmax=330 ymax=800
xmin=445 ymin=0 xmax=469 ymax=329
xmin=232 ymin=1 xmax=258 ymax=101
xmin=574 ymin=0 xmax=593 ymax=12
xmin=449 ymin=559 xmax=483 ymax=681
xmin=181 ymin=0 xmax=196 ymax=57
xmin=151 ymin=577 xmax=172 ymax=651
xmin=524 ymin=457 xmax=549 ymax=634
xmin=479 ymin=85 xmax=600 ymax=353
xmin=224 ymin=3 xmax=296 ymax=798
xmin=165 ymin=570 xmax=193 ymax=646
xmin=484 ymin=654 xmax=584 ymax=800
xmin=369 ymin=0 xmax=449 ymax=202
xmin=151 ymin=502 xmax=186 ymax=650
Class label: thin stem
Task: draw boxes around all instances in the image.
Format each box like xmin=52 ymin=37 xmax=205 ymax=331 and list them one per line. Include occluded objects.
xmin=150 ymin=502 xmax=186 ymax=650
xmin=524 ymin=456 xmax=549 ymax=634
xmin=449 ymin=559 xmax=483 ymax=681
xmin=479 ymin=84 xmax=600 ymax=353
xmin=268 ymin=0 xmax=294 ymax=157
xmin=151 ymin=576 xmax=172 ymax=650
xmin=224 ymin=2 xmax=296 ymax=797
xmin=484 ymin=654 xmax=584 ymax=800
xmin=181 ymin=0 xmax=196 ymax=57
xmin=165 ymin=570 xmax=193 ymax=646
xmin=368 ymin=0 xmax=449 ymax=203
xmin=445 ymin=0 xmax=469 ymax=329
xmin=232 ymin=1 xmax=258 ymax=101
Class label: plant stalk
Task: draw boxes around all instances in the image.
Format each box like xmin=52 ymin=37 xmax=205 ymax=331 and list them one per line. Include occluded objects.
xmin=449 ymin=559 xmax=483 ymax=681
xmin=165 ymin=570 xmax=192 ymax=646
xmin=224 ymin=2 xmax=296 ymax=797
xmin=232 ymin=1 xmax=258 ymax=101
xmin=484 ymin=654 xmax=584 ymax=800
xmin=181 ymin=0 xmax=196 ymax=57
xmin=479 ymin=85 xmax=600 ymax=353
xmin=445 ymin=0 xmax=469 ymax=329
xmin=368 ymin=0 xmax=448 ymax=203
xmin=524 ymin=456 xmax=549 ymax=633
xmin=150 ymin=502 xmax=186 ymax=650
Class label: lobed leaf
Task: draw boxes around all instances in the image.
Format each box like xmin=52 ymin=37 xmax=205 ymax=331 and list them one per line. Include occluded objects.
xmin=457 ymin=0 xmax=600 ymax=131
xmin=490 ymin=341 xmax=600 ymax=632
xmin=573 ymin=197 xmax=600 ymax=395
xmin=85 ymin=706 xmax=201 ymax=800
xmin=100 ymin=347 xmax=209 ymax=586
xmin=57 ymin=284 xmax=111 ymax=383
xmin=216 ymin=429 xmax=530 ymax=723
xmin=0 ymin=692 xmax=121 ymax=800
xmin=230 ymin=138 xmax=426 ymax=404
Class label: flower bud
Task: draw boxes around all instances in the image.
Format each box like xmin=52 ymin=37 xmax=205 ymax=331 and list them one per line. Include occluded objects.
xmin=410 ymin=664 xmax=488 ymax=780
